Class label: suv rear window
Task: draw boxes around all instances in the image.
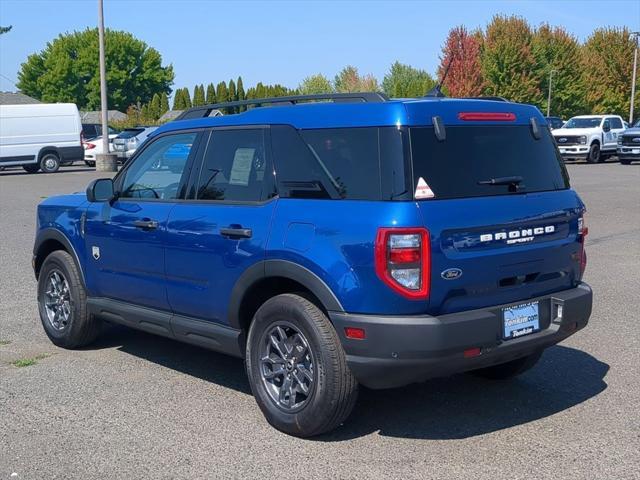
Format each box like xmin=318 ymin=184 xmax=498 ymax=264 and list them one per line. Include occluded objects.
xmin=410 ymin=126 xmax=569 ymax=199
xmin=117 ymin=128 xmax=144 ymax=139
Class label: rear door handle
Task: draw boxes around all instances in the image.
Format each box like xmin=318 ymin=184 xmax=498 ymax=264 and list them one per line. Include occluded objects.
xmin=220 ymin=227 xmax=252 ymax=239
xmin=133 ymin=219 xmax=159 ymax=230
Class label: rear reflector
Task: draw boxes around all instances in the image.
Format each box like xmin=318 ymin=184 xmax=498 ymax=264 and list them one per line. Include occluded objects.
xmin=463 ymin=347 xmax=482 ymax=358
xmin=458 ymin=112 xmax=516 ymax=122
xmin=344 ymin=327 xmax=366 ymax=340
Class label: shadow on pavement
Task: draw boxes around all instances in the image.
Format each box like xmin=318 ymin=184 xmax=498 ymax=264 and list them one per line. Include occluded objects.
xmin=91 ymin=326 xmax=608 ymax=441
xmin=0 ymin=167 xmax=95 ymax=177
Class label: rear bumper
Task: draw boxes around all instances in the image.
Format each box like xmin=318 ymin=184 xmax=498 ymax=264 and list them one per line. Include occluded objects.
xmin=330 ymin=283 xmax=592 ymax=389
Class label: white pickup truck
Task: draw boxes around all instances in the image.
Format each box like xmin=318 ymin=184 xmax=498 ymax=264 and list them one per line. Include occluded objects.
xmin=552 ymin=115 xmax=626 ymax=163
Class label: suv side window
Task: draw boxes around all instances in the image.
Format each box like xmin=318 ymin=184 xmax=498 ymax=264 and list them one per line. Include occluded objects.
xmin=610 ymin=117 xmax=623 ymax=129
xmin=195 ymin=128 xmax=272 ymax=202
xmin=271 ymin=125 xmax=382 ymax=200
xmin=119 ymin=132 xmax=198 ymax=200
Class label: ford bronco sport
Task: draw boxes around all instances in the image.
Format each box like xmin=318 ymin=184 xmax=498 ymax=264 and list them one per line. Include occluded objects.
xmin=33 ymin=93 xmax=592 ymax=437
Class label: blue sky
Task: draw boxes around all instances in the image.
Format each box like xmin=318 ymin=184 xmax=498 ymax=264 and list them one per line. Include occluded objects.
xmin=0 ymin=0 xmax=639 ymax=95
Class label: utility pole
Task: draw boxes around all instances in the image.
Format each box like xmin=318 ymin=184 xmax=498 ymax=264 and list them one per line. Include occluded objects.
xmin=547 ymin=69 xmax=557 ymax=118
xmin=630 ymin=32 xmax=639 ymax=125
xmin=96 ymin=0 xmax=117 ymax=172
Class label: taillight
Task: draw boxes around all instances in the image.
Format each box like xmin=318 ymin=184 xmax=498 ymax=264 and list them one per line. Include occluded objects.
xmin=84 ymin=142 xmax=96 ymax=150
xmin=375 ymin=227 xmax=430 ymax=299
xmin=578 ymin=214 xmax=588 ymax=275
xmin=458 ymin=112 xmax=516 ymax=121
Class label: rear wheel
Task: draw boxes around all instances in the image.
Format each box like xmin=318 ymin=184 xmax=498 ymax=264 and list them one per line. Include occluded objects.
xmin=246 ymin=293 xmax=358 ymax=437
xmin=472 ymin=351 xmax=543 ymax=380
xmin=84 ymin=160 xmax=96 ymax=167
xmin=23 ymin=164 xmax=40 ymax=173
xmin=586 ymin=143 xmax=600 ymax=163
xmin=40 ymin=152 xmax=61 ymax=173
xmin=37 ymin=250 xmax=101 ymax=348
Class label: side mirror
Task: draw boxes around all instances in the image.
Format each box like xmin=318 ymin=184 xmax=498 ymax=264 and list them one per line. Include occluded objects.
xmin=86 ymin=178 xmax=115 ymax=202
xmin=603 ymin=123 xmax=611 ymax=132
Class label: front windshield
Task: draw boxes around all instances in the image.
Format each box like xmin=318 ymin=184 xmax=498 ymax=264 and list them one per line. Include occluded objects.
xmin=564 ymin=117 xmax=601 ymax=129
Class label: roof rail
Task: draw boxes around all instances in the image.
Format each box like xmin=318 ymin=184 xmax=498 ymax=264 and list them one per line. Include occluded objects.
xmin=463 ymin=96 xmax=509 ymax=102
xmin=175 ymin=92 xmax=389 ymax=121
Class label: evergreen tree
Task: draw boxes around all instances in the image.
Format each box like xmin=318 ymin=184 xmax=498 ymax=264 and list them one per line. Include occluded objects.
xmin=150 ymin=93 xmax=161 ymax=119
xmin=182 ymin=87 xmax=192 ymax=108
xmin=236 ymin=76 xmax=246 ymax=111
xmin=206 ymin=83 xmax=216 ymax=104
xmin=172 ymin=89 xmax=183 ymax=110
xmin=193 ymin=84 xmax=205 ymax=106
xmin=216 ymin=81 xmax=229 ymax=103
xmin=160 ymin=92 xmax=170 ymax=114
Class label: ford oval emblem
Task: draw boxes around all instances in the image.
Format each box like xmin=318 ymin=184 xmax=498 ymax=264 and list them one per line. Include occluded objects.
xmin=633 ymin=137 xmax=640 ymax=143
xmin=441 ymin=268 xmax=463 ymax=280
xmin=558 ymin=137 xmax=567 ymax=143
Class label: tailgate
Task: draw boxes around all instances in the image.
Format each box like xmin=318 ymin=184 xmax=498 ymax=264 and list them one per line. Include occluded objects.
xmin=418 ymin=190 xmax=585 ymax=315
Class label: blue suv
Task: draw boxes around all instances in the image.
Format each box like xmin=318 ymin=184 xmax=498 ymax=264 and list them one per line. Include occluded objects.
xmin=33 ymin=93 xmax=592 ymax=437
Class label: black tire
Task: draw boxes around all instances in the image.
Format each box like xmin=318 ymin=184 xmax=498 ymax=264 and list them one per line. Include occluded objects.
xmin=39 ymin=152 xmax=61 ymax=173
xmin=23 ymin=164 xmax=40 ymax=173
xmin=472 ymin=350 xmax=543 ymax=380
xmin=586 ymin=143 xmax=600 ymax=163
xmin=37 ymin=250 xmax=101 ymax=349
xmin=85 ymin=160 xmax=96 ymax=167
xmin=620 ymin=158 xmax=632 ymax=165
xmin=246 ymin=293 xmax=358 ymax=437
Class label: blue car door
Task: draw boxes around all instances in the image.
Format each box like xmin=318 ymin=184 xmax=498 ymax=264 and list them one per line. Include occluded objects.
xmin=164 ymin=127 xmax=276 ymax=324
xmin=83 ymin=131 xmax=203 ymax=310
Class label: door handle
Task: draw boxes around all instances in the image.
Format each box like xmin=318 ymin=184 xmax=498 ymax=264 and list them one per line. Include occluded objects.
xmin=220 ymin=227 xmax=252 ymax=239
xmin=133 ymin=219 xmax=159 ymax=230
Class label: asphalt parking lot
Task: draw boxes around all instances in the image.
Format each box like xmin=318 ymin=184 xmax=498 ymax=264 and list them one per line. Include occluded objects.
xmin=1 ymin=161 xmax=639 ymax=480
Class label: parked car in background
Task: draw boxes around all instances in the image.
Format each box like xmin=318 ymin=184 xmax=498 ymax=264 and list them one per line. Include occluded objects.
xmin=112 ymin=127 xmax=157 ymax=163
xmin=552 ymin=114 xmax=626 ymax=163
xmin=82 ymin=123 xmax=119 ymax=141
xmin=617 ymin=119 xmax=640 ymax=165
xmin=0 ymin=103 xmax=83 ymax=173
xmin=545 ymin=116 xmax=564 ymax=130
xmin=83 ymin=136 xmax=118 ymax=167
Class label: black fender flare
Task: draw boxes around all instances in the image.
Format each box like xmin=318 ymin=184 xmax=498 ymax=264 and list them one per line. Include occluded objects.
xmin=33 ymin=227 xmax=86 ymax=288
xmin=227 ymin=259 xmax=344 ymax=329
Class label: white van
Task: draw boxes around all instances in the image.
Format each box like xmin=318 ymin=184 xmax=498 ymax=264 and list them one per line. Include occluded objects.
xmin=0 ymin=103 xmax=84 ymax=173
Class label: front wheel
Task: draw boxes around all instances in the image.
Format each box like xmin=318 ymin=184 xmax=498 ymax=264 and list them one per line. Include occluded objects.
xmin=84 ymin=160 xmax=96 ymax=167
xmin=586 ymin=143 xmax=600 ymax=164
xmin=246 ymin=294 xmax=358 ymax=437
xmin=40 ymin=152 xmax=61 ymax=173
xmin=472 ymin=351 xmax=543 ymax=380
xmin=620 ymin=158 xmax=632 ymax=165
xmin=37 ymin=250 xmax=102 ymax=348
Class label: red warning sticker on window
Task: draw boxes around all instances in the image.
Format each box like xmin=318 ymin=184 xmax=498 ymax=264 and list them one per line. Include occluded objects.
xmin=415 ymin=177 xmax=435 ymax=199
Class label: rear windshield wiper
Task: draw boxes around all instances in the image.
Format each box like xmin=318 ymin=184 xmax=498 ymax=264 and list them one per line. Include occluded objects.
xmin=477 ymin=175 xmax=523 ymax=186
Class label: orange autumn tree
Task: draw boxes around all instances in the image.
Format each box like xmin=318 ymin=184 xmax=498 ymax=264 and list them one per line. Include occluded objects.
xmin=437 ymin=26 xmax=484 ymax=97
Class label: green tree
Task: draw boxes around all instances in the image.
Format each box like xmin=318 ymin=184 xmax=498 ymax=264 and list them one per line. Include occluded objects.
xmin=298 ymin=73 xmax=334 ymax=95
xmin=206 ymin=82 xmax=216 ymax=104
xmin=382 ymin=62 xmax=435 ymax=98
xmin=236 ymin=76 xmax=246 ymax=111
xmin=334 ymin=65 xmax=379 ymax=93
xmin=160 ymin=92 xmax=170 ymax=114
xmin=181 ymin=87 xmax=192 ymax=108
xmin=192 ymin=84 xmax=205 ymax=106
xmin=16 ymin=28 xmax=174 ymax=111
xmin=481 ymin=15 xmax=541 ymax=104
xmin=532 ymin=24 xmax=586 ymax=117
xmin=172 ymin=89 xmax=183 ymax=110
xmin=582 ymin=27 xmax=639 ymax=116
xmin=149 ymin=93 xmax=161 ymax=119
xmin=228 ymin=79 xmax=237 ymax=112
xmin=216 ymin=81 xmax=228 ymax=103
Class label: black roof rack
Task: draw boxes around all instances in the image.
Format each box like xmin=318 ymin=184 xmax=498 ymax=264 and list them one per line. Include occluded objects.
xmin=463 ymin=96 xmax=509 ymax=102
xmin=175 ymin=92 xmax=390 ymax=121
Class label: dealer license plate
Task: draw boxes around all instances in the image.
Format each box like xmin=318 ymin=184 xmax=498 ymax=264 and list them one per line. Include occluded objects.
xmin=503 ymin=301 xmax=539 ymax=339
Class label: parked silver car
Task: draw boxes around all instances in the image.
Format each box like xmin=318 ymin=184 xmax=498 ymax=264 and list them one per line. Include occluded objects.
xmin=112 ymin=126 xmax=157 ymax=163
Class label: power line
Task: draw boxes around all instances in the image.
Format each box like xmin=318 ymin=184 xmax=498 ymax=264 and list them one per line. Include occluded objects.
xmin=0 ymin=72 xmax=17 ymax=88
